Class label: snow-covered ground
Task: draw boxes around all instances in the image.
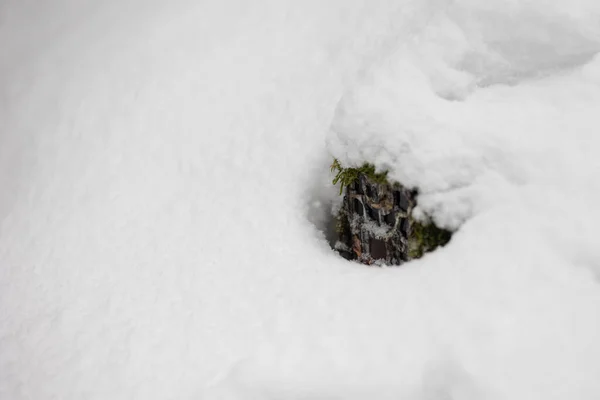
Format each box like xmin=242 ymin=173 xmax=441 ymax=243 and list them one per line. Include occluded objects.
xmin=2 ymin=1 xmax=600 ymax=399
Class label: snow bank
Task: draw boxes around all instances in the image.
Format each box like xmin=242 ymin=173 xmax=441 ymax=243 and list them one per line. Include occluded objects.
xmin=1 ymin=0 xmax=600 ymax=399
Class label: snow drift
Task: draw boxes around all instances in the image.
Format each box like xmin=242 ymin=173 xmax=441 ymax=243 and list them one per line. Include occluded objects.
xmin=1 ymin=0 xmax=600 ymax=399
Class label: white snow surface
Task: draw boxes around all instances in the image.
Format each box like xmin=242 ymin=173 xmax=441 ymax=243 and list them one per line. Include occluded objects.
xmin=2 ymin=1 xmax=600 ymax=399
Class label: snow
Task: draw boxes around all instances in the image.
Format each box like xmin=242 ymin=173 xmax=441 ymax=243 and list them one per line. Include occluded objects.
xmin=1 ymin=0 xmax=600 ymax=399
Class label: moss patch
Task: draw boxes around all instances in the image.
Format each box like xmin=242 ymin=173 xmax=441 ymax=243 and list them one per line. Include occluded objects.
xmin=330 ymin=159 xmax=389 ymax=194
xmin=408 ymin=218 xmax=453 ymax=259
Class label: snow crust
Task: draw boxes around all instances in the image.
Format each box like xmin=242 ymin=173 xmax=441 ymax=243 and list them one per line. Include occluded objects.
xmin=2 ymin=0 xmax=600 ymax=399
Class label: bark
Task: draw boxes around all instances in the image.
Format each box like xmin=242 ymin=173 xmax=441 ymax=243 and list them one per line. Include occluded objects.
xmin=334 ymin=173 xmax=450 ymax=266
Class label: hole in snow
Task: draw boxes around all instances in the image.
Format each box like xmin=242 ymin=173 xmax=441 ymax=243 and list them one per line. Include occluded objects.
xmin=306 ymin=159 xmax=453 ymax=266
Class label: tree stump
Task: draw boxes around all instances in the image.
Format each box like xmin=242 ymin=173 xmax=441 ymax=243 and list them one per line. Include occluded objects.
xmin=332 ymin=163 xmax=451 ymax=266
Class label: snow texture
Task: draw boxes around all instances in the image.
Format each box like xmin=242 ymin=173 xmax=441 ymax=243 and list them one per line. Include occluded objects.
xmin=1 ymin=0 xmax=600 ymax=399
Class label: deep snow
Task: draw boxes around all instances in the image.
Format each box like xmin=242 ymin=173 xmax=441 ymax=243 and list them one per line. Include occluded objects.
xmin=2 ymin=1 xmax=600 ymax=399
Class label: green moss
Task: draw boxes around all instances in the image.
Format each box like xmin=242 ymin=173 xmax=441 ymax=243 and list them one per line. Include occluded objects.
xmin=330 ymin=158 xmax=389 ymax=194
xmin=408 ymin=218 xmax=452 ymax=259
